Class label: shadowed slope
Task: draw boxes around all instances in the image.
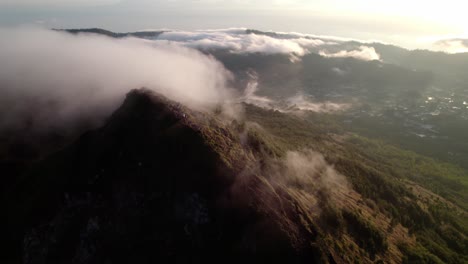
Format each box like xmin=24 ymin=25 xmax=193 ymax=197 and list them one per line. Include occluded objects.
xmin=3 ymin=89 xmax=324 ymax=264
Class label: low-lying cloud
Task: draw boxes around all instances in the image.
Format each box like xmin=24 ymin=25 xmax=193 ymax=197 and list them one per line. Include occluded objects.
xmin=241 ymin=73 xmax=349 ymax=113
xmin=0 ymin=27 xmax=234 ymax=132
xmin=284 ymin=94 xmax=350 ymax=113
xmin=319 ymin=46 xmax=381 ymax=61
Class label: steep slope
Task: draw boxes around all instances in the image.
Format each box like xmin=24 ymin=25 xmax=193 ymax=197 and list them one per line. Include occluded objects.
xmin=2 ymin=89 xmax=466 ymax=264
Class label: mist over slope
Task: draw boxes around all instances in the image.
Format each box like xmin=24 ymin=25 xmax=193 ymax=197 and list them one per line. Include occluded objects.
xmin=0 ymin=27 xmax=235 ymax=133
xmin=1 ymin=90 xmax=346 ymax=263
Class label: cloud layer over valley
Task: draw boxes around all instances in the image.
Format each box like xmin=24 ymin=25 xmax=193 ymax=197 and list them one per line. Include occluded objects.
xmin=153 ymin=29 xmax=326 ymax=56
xmin=151 ymin=28 xmax=382 ymax=60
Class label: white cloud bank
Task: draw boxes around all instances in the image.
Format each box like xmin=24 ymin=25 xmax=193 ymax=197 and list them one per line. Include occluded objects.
xmin=150 ymin=29 xmax=381 ymax=62
xmin=319 ymin=46 xmax=381 ymax=61
xmin=0 ymin=27 xmax=234 ymax=132
xmin=153 ymin=29 xmax=329 ymax=56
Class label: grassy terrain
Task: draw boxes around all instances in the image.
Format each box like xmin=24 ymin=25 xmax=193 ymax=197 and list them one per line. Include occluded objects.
xmin=243 ymin=104 xmax=468 ymax=263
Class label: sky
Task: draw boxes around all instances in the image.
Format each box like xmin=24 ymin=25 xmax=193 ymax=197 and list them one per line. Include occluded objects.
xmin=0 ymin=0 xmax=466 ymax=49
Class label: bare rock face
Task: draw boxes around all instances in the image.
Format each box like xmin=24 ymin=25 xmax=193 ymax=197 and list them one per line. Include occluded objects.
xmin=3 ymin=90 xmax=324 ymax=264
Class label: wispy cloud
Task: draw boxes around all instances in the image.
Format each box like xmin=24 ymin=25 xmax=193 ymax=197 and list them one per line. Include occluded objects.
xmin=432 ymin=38 xmax=468 ymax=54
xmin=264 ymin=149 xmax=351 ymax=212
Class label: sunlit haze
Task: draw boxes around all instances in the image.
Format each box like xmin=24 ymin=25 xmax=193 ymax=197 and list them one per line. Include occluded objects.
xmin=0 ymin=0 xmax=467 ymax=51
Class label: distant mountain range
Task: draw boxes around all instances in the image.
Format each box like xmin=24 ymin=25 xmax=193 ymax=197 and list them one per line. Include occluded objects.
xmin=57 ymin=28 xmax=165 ymax=39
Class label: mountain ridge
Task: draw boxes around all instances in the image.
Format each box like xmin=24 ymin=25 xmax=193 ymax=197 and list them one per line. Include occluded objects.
xmin=2 ymin=89 xmax=466 ymax=263
xmin=2 ymin=90 xmax=325 ymax=263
